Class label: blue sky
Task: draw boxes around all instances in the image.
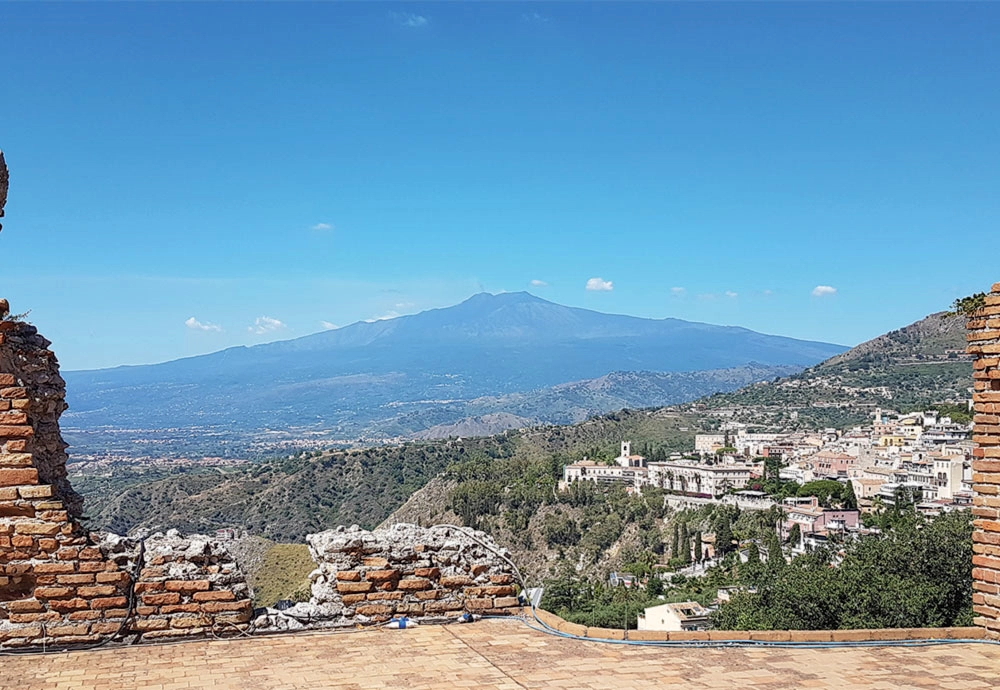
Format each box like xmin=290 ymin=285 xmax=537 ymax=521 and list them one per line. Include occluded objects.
xmin=1 ymin=2 xmax=997 ymax=370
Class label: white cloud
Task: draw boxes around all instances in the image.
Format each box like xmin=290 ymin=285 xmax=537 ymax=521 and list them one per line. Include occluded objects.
xmin=530 ymin=279 xmax=549 ymax=287
xmin=185 ymin=317 xmax=222 ymax=333
xmin=249 ymin=316 xmax=286 ymax=335
xmin=311 ymin=222 xmax=333 ymax=231
xmin=586 ymin=277 xmax=614 ymax=292
xmin=320 ymin=321 xmax=339 ymax=331
xmin=812 ymin=285 xmax=838 ymax=297
xmin=365 ymin=310 xmax=401 ymax=323
xmin=393 ymin=12 xmax=428 ymax=28
xmin=725 ymin=291 xmax=739 ymax=298
xmin=671 ymin=287 xmax=686 ymax=295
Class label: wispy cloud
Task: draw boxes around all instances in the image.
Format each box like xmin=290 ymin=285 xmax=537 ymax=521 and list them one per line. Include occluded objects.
xmin=320 ymin=321 xmax=339 ymax=331
xmin=522 ymin=11 xmax=549 ymax=23
xmin=530 ymin=279 xmax=549 ymax=287
xmin=311 ymin=222 xmax=333 ymax=231
xmin=392 ymin=11 xmax=428 ymax=28
xmin=812 ymin=285 xmax=838 ymax=297
xmin=586 ymin=277 xmax=614 ymax=292
xmin=725 ymin=290 xmax=739 ymax=298
xmin=671 ymin=287 xmax=686 ymax=296
xmin=365 ymin=310 xmax=401 ymax=323
xmin=185 ymin=317 xmax=222 ymax=333
xmin=249 ymin=316 xmax=286 ymax=335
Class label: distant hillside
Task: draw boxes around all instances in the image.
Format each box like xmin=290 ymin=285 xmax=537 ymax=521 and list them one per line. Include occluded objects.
xmin=410 ymin=363 xmax=802 ymax=438
xmin=62 ymin=292 xmax=842 ymax=458
xmin=688 ymin=311 xmax=971 ymax=428
xmin=75 ymin=407 xmax=706 ymax=542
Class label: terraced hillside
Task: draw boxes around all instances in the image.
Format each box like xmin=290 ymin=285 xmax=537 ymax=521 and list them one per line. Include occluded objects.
xmin=687 ymin=311 xmax=971 ymax=429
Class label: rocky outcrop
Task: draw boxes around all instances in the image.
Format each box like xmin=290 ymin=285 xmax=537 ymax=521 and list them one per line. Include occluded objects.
xmin=255 ymin=523 xmax=522 ymax=632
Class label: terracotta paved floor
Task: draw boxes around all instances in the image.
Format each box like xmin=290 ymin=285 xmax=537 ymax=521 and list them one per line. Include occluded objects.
xmin=3 ymin=620 xmax=1000 ymax=690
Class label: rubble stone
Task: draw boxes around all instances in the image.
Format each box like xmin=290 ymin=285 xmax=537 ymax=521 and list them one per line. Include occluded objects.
xmin=255 ymin=523 xmax=522 ymax=631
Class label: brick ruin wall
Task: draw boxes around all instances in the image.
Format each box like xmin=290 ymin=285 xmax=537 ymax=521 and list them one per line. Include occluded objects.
xmin=255 ymin=524 xmax=523 ymax=632
xmin=969 ymin=282 xmax=1000 ymax=638
xmin=0 ymin=314 xmax=253 ymax=648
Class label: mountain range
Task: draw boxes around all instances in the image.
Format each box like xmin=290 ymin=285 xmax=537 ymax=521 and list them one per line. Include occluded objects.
xmin=62 ymin=292 xmax=844 ymax=457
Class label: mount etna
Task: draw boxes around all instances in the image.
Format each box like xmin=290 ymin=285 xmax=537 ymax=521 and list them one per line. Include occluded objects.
xmin=62 ymin=292 xmax=845 ymax=458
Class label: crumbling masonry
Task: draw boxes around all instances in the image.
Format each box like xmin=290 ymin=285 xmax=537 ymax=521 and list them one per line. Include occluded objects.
xmin=0 ymin=314 xmax=255 ymax=647
xmin=969 ymin=282 xmax=1000 ymax=638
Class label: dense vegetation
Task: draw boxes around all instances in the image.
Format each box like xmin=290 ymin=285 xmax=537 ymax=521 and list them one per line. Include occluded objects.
xmin=714 ymin=510 xmax=973 ymax=630
xmin=539 ymin=500 xmax=973 ymax=631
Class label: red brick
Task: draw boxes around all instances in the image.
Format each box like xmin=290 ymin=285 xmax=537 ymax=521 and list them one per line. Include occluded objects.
xmin=47 ymin=624 xmax=92 ymax=637
xmin=414 ymin=567 xmax=440 ymax=579
xmin=34 ymin=586 xmax=74 ymax=599
xmin=96 ymin=571 xmax=131 ymax=585
xmin=192 ymin=590 xmax=236 ymax=602
xmin=398 ymin=578 xmax=432 ymax=591
xmin=6 ymin=599 xmax=44 ymax=613
xmin=10 ymin=611 xmax=61 ymax=624
xmin=142 ymin=593 xmax=181 ymax=606
xmin=92 ymin=596 xmax=128 ymax=609
xmin=0 ymin=468 xmax=38 ymax=486
xmin=355 ymin=604 xmax=394 ymax=616
xmin=440 ymin=576 xmax=474 ymax=587
xmin=365 ymin=569 xmax=400 ymax=583
xmin=335 ymin=570 xmax=361 ymax=582
xmin=336 ymin=581 xmax=374 ymax=594
xmin=48 ymin=598 xmax=90 ymax=612
xmin=56 ymin=573 xmax=95 ymax=585
xmin=91 ymin=622 xmax=123 ymax=635
xmin=10 ymin=534 xmax=33 ymax=548
xmin=164 ymin=579 xmax=210 ymax=593
xmin=199 ymin=600 xmax=250 ymax=614
xmin=464 ymin=597 xmax=494 ymax=611
xmin=973 ymin=554 xmax=1000 ymax=571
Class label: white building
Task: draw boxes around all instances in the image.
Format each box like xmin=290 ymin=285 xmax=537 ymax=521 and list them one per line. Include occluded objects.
xmin=648 ymin=459 xmax=757 ymax=497
xmin=637 ymin=601 xmax=711 ymax=632
xmin=561 ymin=441 xmax=648 ymax=491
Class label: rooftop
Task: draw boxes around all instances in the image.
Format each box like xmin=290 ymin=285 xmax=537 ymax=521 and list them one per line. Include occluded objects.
xmin=4 ymin=620 xmax=1000 ymax=690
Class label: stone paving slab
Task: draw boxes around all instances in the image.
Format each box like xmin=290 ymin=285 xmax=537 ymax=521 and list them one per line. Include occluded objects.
xmin=3 ymin=620 xmax=1000 ymax=690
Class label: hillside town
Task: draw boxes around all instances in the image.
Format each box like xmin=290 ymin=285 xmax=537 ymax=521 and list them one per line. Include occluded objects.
xmin=561 ymin=407 xmax=973 ymax=546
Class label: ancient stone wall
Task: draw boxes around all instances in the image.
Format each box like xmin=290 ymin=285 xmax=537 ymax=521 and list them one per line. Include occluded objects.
xmin=0 ymin=315 xmax=81 ymax=516
xmin=968 ymin=282 xmax=1000 ymax=638
xmin=256 ymin=524 xmax=522 ymax=631
xmin=0 ymin=314 xmax=252 ymax=649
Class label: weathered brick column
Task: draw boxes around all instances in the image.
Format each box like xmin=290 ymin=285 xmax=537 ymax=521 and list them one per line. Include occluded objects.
xmin=969 ymin=282 xmax=1000 ymax=638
